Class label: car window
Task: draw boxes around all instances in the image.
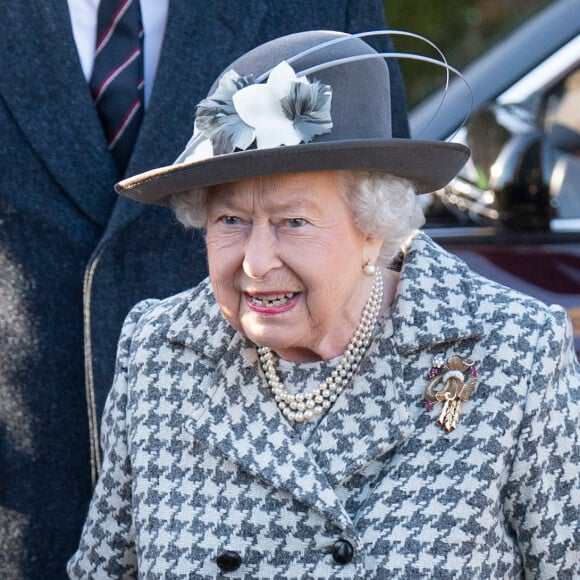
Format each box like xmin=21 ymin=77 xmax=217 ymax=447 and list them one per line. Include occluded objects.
xmin=543 ymin=68 xmax=580 ymax=221
xmin=423 ymin=43 xmax=580 ymax=233
xmin=543 ymin=67 xmax=580 ymax=154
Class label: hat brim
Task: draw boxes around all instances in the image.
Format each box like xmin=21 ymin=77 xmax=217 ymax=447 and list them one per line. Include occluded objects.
xmin=116 ymin=138 xmax=470 ymax=205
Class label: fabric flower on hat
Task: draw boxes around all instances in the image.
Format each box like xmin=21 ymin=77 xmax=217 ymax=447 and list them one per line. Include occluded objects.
xmin=194 ymin=61 xmax=332 ymax=157
xmin=195 ymin=70 xmax=256 ymax=155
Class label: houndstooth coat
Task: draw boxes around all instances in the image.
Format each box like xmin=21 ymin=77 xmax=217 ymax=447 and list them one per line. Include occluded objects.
xmin=68 ymin=232 xmax=580 ymax=579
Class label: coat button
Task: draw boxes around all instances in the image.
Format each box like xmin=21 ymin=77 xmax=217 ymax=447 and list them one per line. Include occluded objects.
xmin=332 ymin=539 xmax=354 ymax=564
xmin=216 ymin=550 xmax=242 ymax=572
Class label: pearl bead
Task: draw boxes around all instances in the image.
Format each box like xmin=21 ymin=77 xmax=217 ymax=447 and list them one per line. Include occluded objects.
xmin=363 ymin=260 xmax=376 ymax=277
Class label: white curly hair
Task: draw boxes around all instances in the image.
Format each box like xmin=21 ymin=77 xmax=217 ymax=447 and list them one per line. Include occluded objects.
xmin=169 ymin=171 xmax=425 ymax=267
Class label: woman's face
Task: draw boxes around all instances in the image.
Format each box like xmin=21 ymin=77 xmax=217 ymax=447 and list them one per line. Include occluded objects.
xmin=205 ymin=171 xmax=382 ymax=362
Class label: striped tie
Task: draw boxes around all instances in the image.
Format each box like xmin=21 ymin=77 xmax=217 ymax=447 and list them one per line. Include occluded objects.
xmin=90 ymin=0 xmax=144 ymax=176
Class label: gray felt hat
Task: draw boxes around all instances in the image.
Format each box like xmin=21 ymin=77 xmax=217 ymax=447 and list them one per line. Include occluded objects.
xmin=116 ymin=30 xmax=470 ymax=205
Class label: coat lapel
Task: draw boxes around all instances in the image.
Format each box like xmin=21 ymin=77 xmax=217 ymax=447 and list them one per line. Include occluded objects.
xmin=304 ymin=322 xmax=414 ymax=487
xmin=165 ymin=283 xmax=355 ymax=534
xmin=185 ymin=337 xmax=355 ymax=534
xmin=163 ymin=235 xmax=484 ymax=532
xmin=279 ymin=233 xmax=486 ymax=486
xmin=390 ymin=232 xmax=484 ymax=353
xmin=0 ymin=2 xmax=117 ymax=226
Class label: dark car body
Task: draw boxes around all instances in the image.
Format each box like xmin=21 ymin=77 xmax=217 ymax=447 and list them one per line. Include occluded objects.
xmin=411 ymin=0 xmax=580 ymax=355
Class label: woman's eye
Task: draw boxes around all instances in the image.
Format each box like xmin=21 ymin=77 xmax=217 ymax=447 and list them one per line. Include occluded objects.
xmin=285 ymin=218 xmax=307 ymax=228
xmin=221 ymin=215 xmax=242 ymax=225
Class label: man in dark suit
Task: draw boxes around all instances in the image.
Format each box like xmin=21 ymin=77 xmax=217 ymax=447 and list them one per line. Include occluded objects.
xmin=0 ymin=1 xmax=408 ymax=577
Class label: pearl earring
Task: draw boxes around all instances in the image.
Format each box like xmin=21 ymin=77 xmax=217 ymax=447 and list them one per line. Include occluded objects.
xmin=363 ymin=259 xmax=376 ymax=277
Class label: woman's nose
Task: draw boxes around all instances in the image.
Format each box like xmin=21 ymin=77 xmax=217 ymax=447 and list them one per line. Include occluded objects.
xmin=242 ymin=225 xmax=282 ymax=278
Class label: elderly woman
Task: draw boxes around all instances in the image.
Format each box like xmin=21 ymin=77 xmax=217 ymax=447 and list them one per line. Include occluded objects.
xmin=68 ymin=31 xmax=579 ymax=578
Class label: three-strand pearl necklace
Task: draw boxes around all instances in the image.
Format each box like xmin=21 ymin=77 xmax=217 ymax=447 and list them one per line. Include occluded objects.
xmin=257 ymin=270 xmax=384 ymax=423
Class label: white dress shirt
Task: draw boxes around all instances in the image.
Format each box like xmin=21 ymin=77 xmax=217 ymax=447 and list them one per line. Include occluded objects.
xmin=67 ymin=0 xmax=169 ymax=107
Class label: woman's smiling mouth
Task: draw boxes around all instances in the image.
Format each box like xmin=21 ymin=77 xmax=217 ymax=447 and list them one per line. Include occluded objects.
xmin=246 ymin=292 xmax=300 ymax=312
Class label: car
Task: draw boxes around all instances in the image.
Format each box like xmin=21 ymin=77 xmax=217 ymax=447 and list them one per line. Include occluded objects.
xmin=409 ymin=0 xmax=580 ymax=356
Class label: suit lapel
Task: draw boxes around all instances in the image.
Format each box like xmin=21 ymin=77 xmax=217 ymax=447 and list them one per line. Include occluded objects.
xmin=105 ymin=1 xmax=205 ymax=237
xmin=0 ymin=2 xmax=117 ymax=226
xmin=106 ymin=0 xmax=270 ymax=237
xmin=105 ymin=0 xmax=268 ymax=237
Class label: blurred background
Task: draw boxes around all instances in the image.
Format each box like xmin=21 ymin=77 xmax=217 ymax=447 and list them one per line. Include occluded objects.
xmin=384 ymin=0 xmax=550 ymax=107
xmin=382 ymin=0 xmax=580 ymax=356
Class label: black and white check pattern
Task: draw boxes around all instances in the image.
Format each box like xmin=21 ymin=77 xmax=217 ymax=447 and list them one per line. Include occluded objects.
xmin=68 ymin=232 xmax=580 ymax=578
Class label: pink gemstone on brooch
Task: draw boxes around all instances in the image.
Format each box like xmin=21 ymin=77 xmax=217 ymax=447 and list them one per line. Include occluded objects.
xmin=471 ymin=366 xmax=478 ymax=378
xmin=428 ymin=368 xmax=438 ymax=379
xmin=425 ymin=401 xmax=434 ymax=412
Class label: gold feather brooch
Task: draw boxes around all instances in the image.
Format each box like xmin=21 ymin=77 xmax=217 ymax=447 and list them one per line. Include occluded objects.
xmin=424 ymin=355 xmax=478 ymax=432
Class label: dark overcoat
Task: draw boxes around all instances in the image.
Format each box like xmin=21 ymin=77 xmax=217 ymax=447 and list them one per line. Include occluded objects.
xmin=0 ymin=2 xmax=408 ymax=577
